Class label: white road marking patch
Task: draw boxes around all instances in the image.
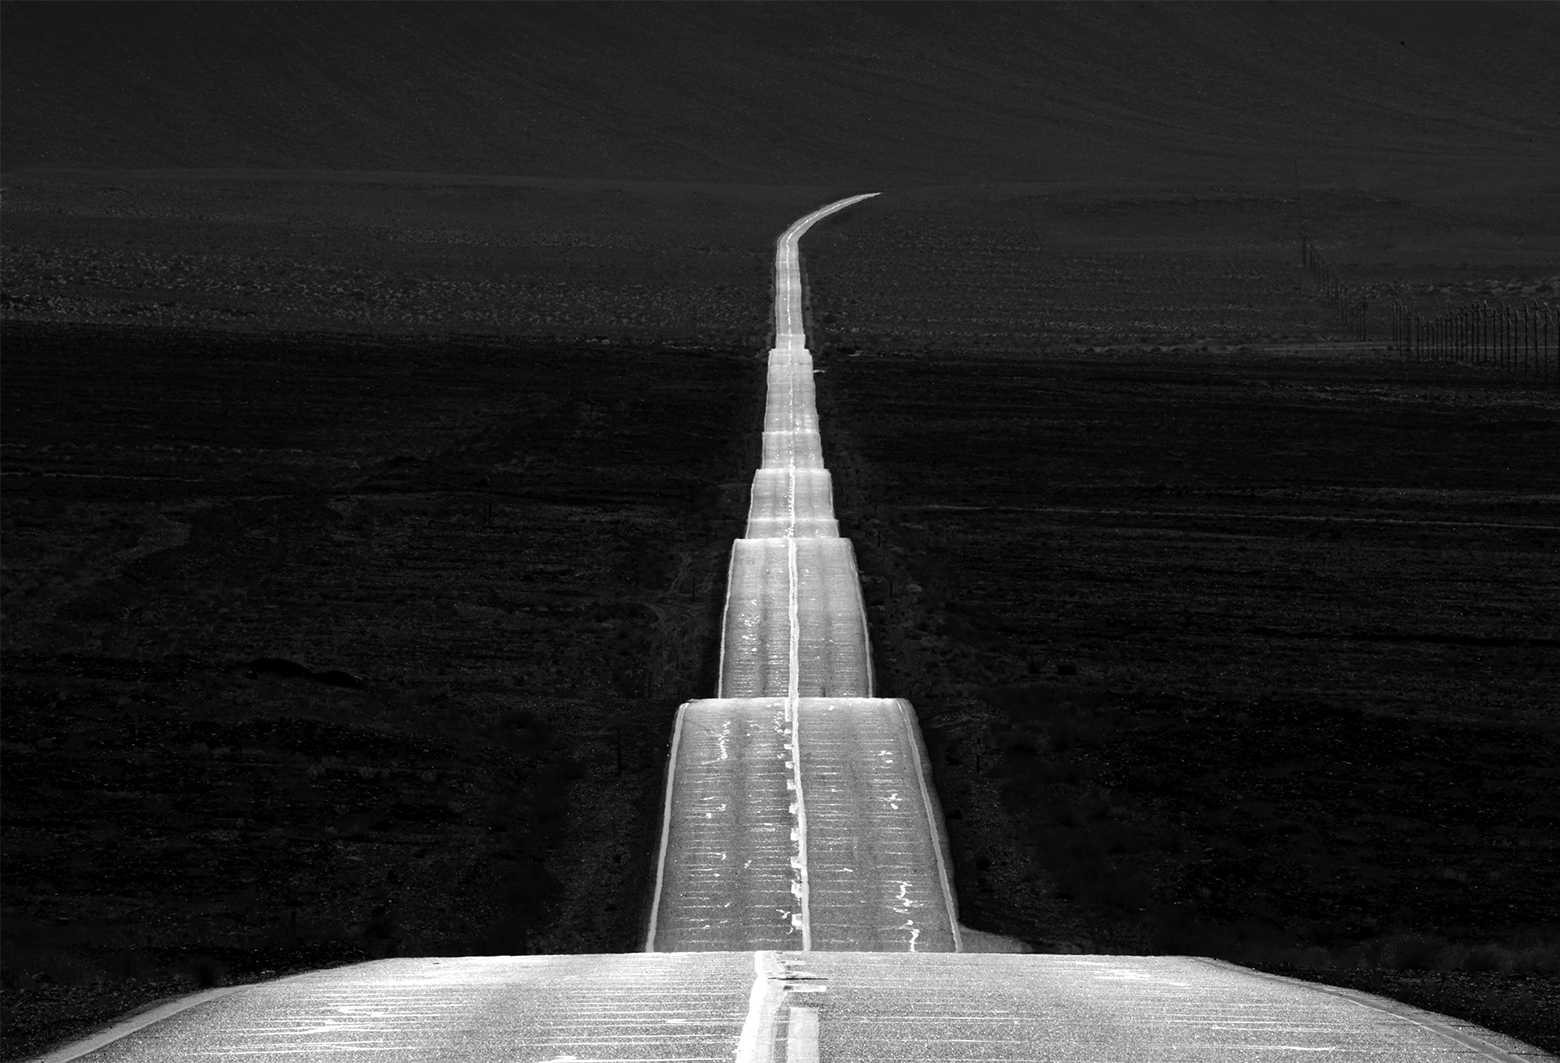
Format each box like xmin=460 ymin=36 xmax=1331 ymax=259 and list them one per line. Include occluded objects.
xmin=785 ymin=1006 xmax=820 ymax=1063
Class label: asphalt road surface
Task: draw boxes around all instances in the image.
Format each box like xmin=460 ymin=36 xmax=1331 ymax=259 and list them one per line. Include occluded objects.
xmin=647 ymin=698 xmax=957 ymax=953
xmin=40 ymin=953 xmax=1544 ymax=1062
xmin=716 ymin=540 xmax=873 ymax=698
xmin=652 ymin=193 xmax=942 ymax=950
xmin=34 ymin=196 xmax=1553 ymax=1060
xmin=745 ymin=470 xmax=838 ymax=538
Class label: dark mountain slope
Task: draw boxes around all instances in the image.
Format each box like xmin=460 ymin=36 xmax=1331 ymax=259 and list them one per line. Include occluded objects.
xmin=3 ymin=2 xmax=1556 ymax=187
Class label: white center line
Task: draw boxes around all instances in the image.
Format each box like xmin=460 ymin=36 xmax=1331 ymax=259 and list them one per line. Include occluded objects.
xmin=783 ymin=347 xmax=810 ymax=951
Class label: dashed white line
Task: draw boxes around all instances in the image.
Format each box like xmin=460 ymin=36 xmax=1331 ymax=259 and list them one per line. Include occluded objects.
xmin=783 ymin=357 xmax=811 ymax=951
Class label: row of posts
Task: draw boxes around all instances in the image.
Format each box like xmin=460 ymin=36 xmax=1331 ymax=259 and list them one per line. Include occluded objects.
xmin=1300 ymin=224 xmax=1558 ymax=385
xmin=1390 ymin=298 xmax=1559 ymax=386
xmin=1298 ymin=224 xmax=1367 ymax=341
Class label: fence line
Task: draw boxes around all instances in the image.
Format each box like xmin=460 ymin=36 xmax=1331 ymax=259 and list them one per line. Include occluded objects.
xmin=1390 ymin=297 xmax=1559 ymax=387
xmin=1300 ymin=224 xmax=1558 ymax=386
xmin=1298 ymin=223 xmax=1367 ymax=341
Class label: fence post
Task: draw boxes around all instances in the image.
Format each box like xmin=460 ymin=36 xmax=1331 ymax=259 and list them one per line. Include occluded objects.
xmin=1500 ymin=303 xmax=1507 ymax=370
xmin=1522 ymin=298 xmax=1535 ymax=377
xmin=1530 ymin=300 xmax=1542 ymax=380
xmin=1541 ymin=302 xmax=1553 ymax=385
xmin=1498 ymin=303 xmax=1505 ymax=370
xmin=1532 ymin=300 xmax=1542 ymax=379
xmin=1479 ymin=301 xmax=1488 ymax=366
xmin=1517 ymin=302 xmax=1524 ymax=376
xmin=1541 ymin=301 xmax=1553 ymax=387
xmin=1522 ymin=301 xmax=1531 ymax=377
xmin=1510 ymin=303 xmax=1516 ymax=371
xmin=1505 ymin=303 xmax=1514 ymax=371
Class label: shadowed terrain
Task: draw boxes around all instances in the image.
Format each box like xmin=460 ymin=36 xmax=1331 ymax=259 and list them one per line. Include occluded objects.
xmin=3 ymin=1 xmax=1558 ymax=1057
xmin=0 ymin=324 xmax=764 ymax=1058
xmin=815 ymin=346 xmax=1560 ymax=1050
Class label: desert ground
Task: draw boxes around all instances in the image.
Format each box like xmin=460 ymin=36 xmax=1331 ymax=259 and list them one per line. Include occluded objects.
xmin=3 ymin=2 xmax=1558 ymax=1058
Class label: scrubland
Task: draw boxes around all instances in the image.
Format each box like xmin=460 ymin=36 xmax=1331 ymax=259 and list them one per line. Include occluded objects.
xmin=4 ymin=0 xmax=1559 ymax=1056
xmin=0 ymin=324 xmax=761 ymax=1057
xmin=816 ymin=345 xmax=1559 ymax=1050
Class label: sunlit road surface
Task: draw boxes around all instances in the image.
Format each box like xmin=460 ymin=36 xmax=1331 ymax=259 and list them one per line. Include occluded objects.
xmin=648 ymin=698 xmax=958 ymax=953
xmin=49 ymin=953 xmax=1544 ymax=1062
xmin=716 ymin=541 xmax=872 ymax=698
xmin=36 ymin=197 xmax=1551 ymax=1061
xmin=649 ymin=192 xmax=961 ymax=953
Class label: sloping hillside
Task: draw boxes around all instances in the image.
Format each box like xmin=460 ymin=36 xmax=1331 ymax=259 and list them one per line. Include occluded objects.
xmin=3 ymin=2 xmax=1556 ymax=188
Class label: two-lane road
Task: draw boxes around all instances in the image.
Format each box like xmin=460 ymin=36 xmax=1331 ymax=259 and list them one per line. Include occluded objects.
xmin=648 ymin=192 xmax=961 ymax=953
xmin=647 ymin=698 xmax=958 ymax=954
xmin=716 ymin=540 xmax=873 ymax=699
xmin=42 ymin=953 xmax=1543 ymax=1062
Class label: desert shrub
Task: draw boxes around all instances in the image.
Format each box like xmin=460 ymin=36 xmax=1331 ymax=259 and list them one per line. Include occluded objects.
xmin=1296 ymin=945 xmax=1334 ymax=970
xmin=1047 ymin=711 xmax=1096 ymax=751
xmin=1149 ymin=910 xmax=1239 ymax=958
xmin=1378 ymin=931 xmax=1449 ymax=971
xmin=0 ymin=937 xmax=102 ymax=989
xmin=1463 ymin=943 xmax=1515 ymax=974
xmin=0 ymin=912 xmax=150 ymax=989
xmin=1330 ymin=945 xmax=1372 ymax=970
xmin=1433 ymin=943 xmax=1471 ymax=971
xmin=185 ymin=954 xmax=227 ymax=988
xmin=1512 ymin=941 xmax=1560 ymax=976
xmin=107 ymin=948 xmax=157 ymax=981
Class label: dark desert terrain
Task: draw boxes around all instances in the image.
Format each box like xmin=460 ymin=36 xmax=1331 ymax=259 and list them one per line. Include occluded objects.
xmin=3 ymin=2 xmax=1559 ymax=1058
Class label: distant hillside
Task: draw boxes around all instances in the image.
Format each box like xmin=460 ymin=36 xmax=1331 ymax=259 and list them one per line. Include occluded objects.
xmin=3 ymin=1 xmax=1557 ymax=188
